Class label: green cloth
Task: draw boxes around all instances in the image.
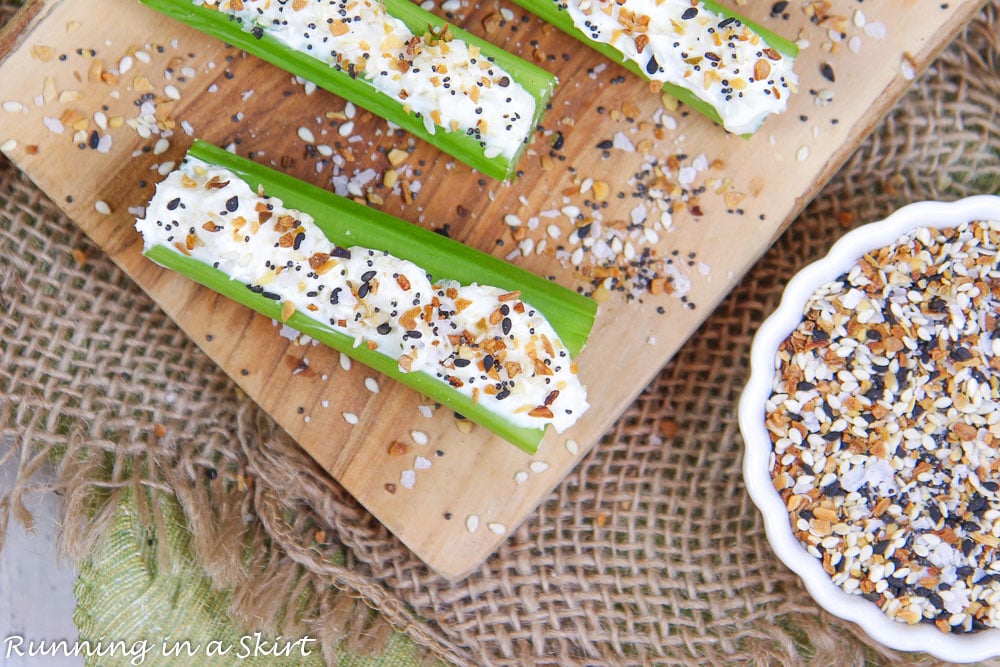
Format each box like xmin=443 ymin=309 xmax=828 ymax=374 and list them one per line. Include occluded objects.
xmin=73 ymin=490 xmax=425 ymax=666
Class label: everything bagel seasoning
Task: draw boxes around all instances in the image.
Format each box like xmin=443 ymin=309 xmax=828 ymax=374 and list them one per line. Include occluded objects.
xmin=767 ymin=219 xmax=1000 ymax=633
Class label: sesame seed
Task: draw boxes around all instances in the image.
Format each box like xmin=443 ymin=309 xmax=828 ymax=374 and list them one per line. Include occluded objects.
xmin=297 ymin=126 xmax=316 ymax=144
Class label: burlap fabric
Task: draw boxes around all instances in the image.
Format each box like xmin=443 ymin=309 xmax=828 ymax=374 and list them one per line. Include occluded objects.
xmin=2 ymin=0 xmax=998 ymax=663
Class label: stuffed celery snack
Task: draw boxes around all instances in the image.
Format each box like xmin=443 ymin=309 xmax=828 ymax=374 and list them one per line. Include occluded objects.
xmin=509 ymin=0 xmax=799 ymax=134
xmin=140 ymin=0 xmax=558 ymax=181
xmin=135 ymin=141 xmax=596 ymax=453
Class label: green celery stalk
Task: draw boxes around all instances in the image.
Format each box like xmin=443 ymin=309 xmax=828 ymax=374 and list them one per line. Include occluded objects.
xmin=508 ymin=0 xmax=799 ymax=134
xmin=144 ymin=141 xmax=597 ymax=453
xmin=139 ymin=0 xmax=557 ymax=181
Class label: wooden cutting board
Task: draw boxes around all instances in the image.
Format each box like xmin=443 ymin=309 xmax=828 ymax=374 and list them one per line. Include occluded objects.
xmin=0 ymin=0 xmax=983 ymax=579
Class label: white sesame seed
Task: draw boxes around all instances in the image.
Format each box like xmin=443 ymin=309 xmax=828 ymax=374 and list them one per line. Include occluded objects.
xmin=339 ymin=352 xmax=351 ymax=371
xmin=297 ymin=126 xmax=316 ymax=144
xmin=134 ymin=50 xmax=150 ymax=64
xmin=466 ymin=514 xmax=479 ymax=533
xmin=95 ymin=200 xmax=112 ymax=215
xmin=342 ymin=411 xmax=359 ymax=425
xmin=119 ymin=55 xmax=133 ymax=73
xmin=164 ymin=85 xmax=181 ymax=100
xmin=514 ymin=471 xmax=528 ymax=485
xmin=487 ymin=522 xmax=506 ymax=535
xmin=796 ymin=146 xmax=809 ymax=162
xmin=504 ymin=214 xmax=522 ymax=227
xmin=153 ymin=138 xmax=170 ymax=155
xmin=364 ymin=377 xmax=380 ymax=394
xmin=0 ymin=139 xmax=16 ymax=152
xmin=344 ymin=101 xmax=356 ymax=118
xmin=338 ymin=121 xmax=355 ymax=137
xmin=565 ymin=439 xmax=579 ymax=456
xmin=529 ymin=461 xmax=549 ymax=474
xmin=410 ymin=430 xmax=429 ymax=445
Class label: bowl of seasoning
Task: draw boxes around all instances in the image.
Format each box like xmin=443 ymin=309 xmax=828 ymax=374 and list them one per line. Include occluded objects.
xmin=740 ymin=195 xmax=1000 ymax=661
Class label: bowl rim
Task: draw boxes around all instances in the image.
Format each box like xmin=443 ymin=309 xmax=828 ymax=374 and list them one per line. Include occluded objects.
xmin=739 ymin=195 xmax=1000 ymax=662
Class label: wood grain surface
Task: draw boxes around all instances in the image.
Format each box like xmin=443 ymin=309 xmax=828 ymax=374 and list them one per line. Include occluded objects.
xmin=0 ymin=0 xmax=983 ymax=578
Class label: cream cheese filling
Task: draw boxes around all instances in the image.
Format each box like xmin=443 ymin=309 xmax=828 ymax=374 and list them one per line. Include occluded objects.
xmin=136 ymin=157 xmax=589 ymax=432
xmin=201 ymin=0 xmax=537 ymax=159
xmin=563 ymin=0 xmax=797 ymax=133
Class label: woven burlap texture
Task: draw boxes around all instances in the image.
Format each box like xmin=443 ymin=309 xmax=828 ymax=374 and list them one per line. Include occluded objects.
xmin=1 ymin=0 xmax=998 ymax=663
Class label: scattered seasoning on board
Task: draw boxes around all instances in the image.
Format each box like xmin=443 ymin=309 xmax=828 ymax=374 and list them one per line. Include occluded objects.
xmin=768 ymin=220 xmax=1000 ymax=633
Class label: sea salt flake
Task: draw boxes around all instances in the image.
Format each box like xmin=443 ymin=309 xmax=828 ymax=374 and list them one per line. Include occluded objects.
xmin=414 ymin=456 xmax=431 ymax=470
xmin=864 ymin=22 xmax=887 ymax=39
xmin=400 ymin=469 xmax=416 ymax=489
xmin=612 ymin=131 xmax=634 ymax=152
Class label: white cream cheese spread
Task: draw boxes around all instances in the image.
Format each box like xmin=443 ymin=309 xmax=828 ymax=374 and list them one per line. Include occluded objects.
xmin=136 ymin=157 xmax=589 ymax=432
xmin=562 ymin=0 xmax=797 ymax=133
xmin=199 ymin=0 xmax=537 ymax=159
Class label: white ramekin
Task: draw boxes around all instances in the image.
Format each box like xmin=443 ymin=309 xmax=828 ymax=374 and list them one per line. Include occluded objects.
xmin=740 ymin=195 xmax=1000 ymax=662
